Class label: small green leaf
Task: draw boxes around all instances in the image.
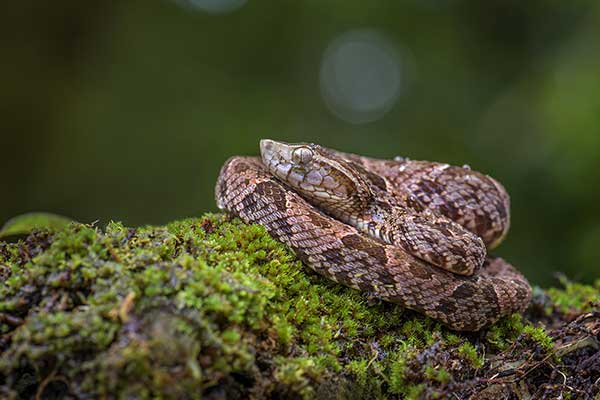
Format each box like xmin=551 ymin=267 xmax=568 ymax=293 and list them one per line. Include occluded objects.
xmin=0 ymin=212 xmax=74 ymax=238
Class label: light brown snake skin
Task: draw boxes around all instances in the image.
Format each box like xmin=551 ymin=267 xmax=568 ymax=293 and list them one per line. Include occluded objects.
xmin=215 ymin=140 xmax=532 ymax=331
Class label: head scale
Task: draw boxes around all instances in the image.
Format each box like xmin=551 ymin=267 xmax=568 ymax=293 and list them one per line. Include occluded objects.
xmin=259 ymin=139 xmax=372 ymax=214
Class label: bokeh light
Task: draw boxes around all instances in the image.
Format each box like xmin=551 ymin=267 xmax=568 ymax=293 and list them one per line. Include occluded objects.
xmin=320 ymin=30 xmax=404 ymax=124
xmin=174 ymin=0 xmax=246 ymax=14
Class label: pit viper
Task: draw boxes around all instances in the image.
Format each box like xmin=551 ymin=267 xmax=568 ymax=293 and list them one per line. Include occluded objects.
xmin=215 ymin=140 xmax=532 ymax=331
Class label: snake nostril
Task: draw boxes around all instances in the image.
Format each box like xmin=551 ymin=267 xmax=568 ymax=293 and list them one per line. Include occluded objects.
xmin=260 ymin=139 xmax=274 ymax=154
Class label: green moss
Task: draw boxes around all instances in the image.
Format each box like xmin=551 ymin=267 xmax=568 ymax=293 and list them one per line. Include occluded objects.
xmin=484 ymin=313 xmax=526 ymax=351
xmin=522 ymin=325 xmax=554 ymax=353
xmin=547 ymin=275 xmax=600 ymax=314
xmin=442 ymin=332 xmax=462 ymax=346
xmin=405 ymin=384 xmax=425 ymax=400
xmin=0 ymin=214 xmax=598 ymax=399
xmin=424 ymin=365 xmax=450 ymax=384
xmin=346 ymin=359 xmax=369 ymax=387
xmin=399 ymin=318 xmax=436 ymax=347
xmin=273 ymin=356 xmax=326 ymax=399
xmin=387 ymin=352 xmax=409 ymax=395
xmin=457 ymin=342 xmax=484 ymax=369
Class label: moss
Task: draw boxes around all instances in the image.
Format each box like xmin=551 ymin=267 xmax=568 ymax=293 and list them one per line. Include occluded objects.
xmin=404 ymin=384 xmax=425 ymax=400
xmin=457 ymin=342 xmax=484 ymax=369
xmin=346 ymin=359 xmax=368 ymax=387
xmin=386 ymin=349 xmax=409 ymax=394
xmin=423 ymin=365 xmax=450 ymax=385
xmin=0 ymin=214 xmax=599 ymax=399
xmin=273 ymin=356 xmax=326 ymax=398
xmin=547 ymin=275 xmax=600 ymax=314
xmin=485 ymin=313 xmax=525 ymax=351
xmin=522 ymin=325 xmax=554 ymax=353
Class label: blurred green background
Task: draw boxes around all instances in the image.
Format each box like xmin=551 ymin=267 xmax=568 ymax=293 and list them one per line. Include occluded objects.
xmin=2 ymin=1 xmax=599 ymax=286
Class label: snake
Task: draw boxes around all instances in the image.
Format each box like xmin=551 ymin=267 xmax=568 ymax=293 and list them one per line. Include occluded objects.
xmin=215 ymin=140 xmax=532 ymax=331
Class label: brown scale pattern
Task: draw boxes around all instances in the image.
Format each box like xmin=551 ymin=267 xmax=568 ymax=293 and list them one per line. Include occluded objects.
xmin=215 ymin=156 xmax=531 ymax=331
xmin=377 ymin=208 xmax=485 ymax=275
xmin=335 ymin=153 xmax=510 ymax=248
xmin=260 ymin=143 xmax=488 ymax=276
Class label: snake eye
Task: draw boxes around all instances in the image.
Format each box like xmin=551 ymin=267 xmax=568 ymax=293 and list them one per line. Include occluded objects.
xmin=291 ymin=147 xmax=314 ymax=164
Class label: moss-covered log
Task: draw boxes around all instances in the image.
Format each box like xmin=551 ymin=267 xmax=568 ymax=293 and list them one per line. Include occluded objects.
xmin=0 ymin=215 xmax=598 ymax=399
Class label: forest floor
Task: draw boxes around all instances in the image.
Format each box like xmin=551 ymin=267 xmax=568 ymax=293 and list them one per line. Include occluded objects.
xmin=0 ymin=214 xmax=598 ymax=399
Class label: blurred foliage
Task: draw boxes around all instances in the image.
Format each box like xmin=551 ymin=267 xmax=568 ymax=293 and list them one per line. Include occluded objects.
xmin=1 ymin=0 xmax=599 ymax=285
xmin=0 ymin=213 xmax=74 ymax=239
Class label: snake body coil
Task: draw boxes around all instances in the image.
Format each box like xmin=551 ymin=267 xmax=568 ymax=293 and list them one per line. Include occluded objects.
xmin=215 ymin=140 xmax=532 ymax=331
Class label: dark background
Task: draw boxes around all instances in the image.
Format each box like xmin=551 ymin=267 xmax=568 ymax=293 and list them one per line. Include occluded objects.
xmin=2 ymin=1 xmax=599 ymax=286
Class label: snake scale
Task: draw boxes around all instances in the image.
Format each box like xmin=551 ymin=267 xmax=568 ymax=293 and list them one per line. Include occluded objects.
xmin=215 ymin=140 xmax=532 ymax=331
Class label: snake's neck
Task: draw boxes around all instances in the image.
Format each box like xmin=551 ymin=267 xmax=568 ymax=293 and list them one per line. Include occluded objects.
xmin=330 ymin=202 xmax=395 ymax=245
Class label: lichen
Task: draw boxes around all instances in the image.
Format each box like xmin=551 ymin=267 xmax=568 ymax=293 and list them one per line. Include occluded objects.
xmin=0 ymin=214 xmax=598 ymax=399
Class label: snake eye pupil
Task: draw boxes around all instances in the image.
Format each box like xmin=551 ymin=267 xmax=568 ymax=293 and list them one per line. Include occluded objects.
xmin=292 ymin=147 xmax=314 ymax=164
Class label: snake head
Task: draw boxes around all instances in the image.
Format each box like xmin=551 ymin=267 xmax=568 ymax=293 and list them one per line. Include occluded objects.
xmin=260 ymin=139 xmax=373 ymax=215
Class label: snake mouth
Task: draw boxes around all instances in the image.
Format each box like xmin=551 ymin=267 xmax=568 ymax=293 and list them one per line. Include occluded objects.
xmin=260 ymin=139 xmax=295 ymax=183
xmin=259 ymin=139 xmax=288 ymax=164
xmin=260 ymin=139 xmax=302 ymax=170
xmin=259 ymin=139 xmax=275 ymax=154
xmin=260 ymin=139 xmax=279 ymax=167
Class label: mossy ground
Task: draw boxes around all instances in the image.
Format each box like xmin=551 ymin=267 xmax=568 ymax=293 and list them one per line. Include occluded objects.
xmin=0 ymin=214 xmax=598 ymax=399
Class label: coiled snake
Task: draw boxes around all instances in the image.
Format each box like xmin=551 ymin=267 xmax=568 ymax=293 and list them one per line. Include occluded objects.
xmin=215 ymin=140 xmax=532 ymax=331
